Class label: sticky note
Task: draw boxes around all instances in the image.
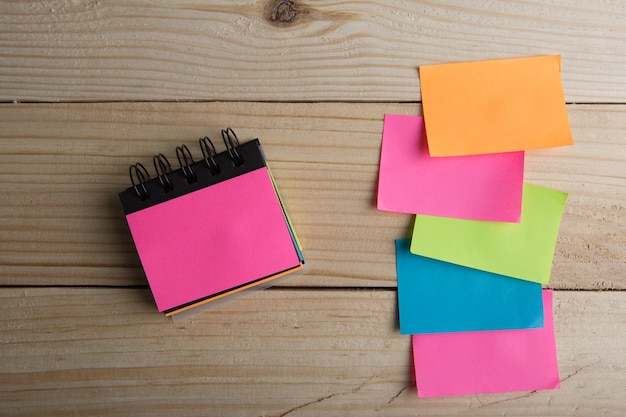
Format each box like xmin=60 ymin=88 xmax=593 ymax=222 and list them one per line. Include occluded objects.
xmin=411 ymin=183 xmax=567 ymax=285
xmin=377 ymin=114 xmax=524 ymax=222
xmin=412 ymin=290 xmax=560 ymax=398
xmin=396 ymin=240 xmax=543 ymax=335
xmin=420 ymin=55 xmax=573 ymax=156
xmin=126 ymin=167 xmax=302 ymax=312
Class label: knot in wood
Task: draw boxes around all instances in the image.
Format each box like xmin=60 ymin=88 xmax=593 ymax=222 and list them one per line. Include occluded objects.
xmin=268 ymin=0 xmax=299 ymax=24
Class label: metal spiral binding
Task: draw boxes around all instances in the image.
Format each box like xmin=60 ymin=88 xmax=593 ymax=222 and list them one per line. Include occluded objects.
xmin=199 ymin=136 xmax=221 ymax=175
xmin=221 ymin=127 xmax=244 ymax=166
xmin=129 ymin=163 xmax=151 ymax=201
xmin=153 ymin=153 xmax=174 ymax=192
xmin=126 ymin=128 xmax=254 ymax=204
xmin=175 ymin=144 xmax=197 ymax=184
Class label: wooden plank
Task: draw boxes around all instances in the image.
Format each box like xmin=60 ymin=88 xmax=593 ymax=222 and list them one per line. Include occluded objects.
xmin=1 ymin=102 xmax=624 ymax=289
xmin=0 ymin=288 xmax=624 ymax=416
xmin=1 ymin=1 xmax=626 ymax=102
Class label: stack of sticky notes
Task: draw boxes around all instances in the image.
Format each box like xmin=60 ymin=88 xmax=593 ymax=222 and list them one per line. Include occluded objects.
xmin=376 ymin=55 xmax=572 ymax=398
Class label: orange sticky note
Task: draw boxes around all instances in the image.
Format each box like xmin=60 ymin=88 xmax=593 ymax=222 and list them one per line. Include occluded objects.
xmin=420 ymin=55 xmax=573 ymax=156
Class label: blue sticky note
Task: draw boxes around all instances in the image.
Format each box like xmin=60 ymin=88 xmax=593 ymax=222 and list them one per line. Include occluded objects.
xmin=396 ymin=239 xmax=543 ymax=334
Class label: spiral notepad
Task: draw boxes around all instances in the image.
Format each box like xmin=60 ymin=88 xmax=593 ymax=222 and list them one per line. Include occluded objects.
xmin=119 ymin=129 xmax=304 ymax=317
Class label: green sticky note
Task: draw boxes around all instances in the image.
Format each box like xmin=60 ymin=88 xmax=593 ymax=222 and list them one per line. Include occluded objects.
xmin=410 ymin=183 xmax=567 ymax=284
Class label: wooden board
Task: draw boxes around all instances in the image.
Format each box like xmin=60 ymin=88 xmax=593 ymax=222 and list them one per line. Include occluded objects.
xmin=0 ymin=288 xmax=624 ymax=417
xmin=1 ymin=1 xmax=626 ymax=102
xmin=1 ymin=1 xmax=625 ymax=415
xmin=1 ymin=102 xmax=624 ymax=289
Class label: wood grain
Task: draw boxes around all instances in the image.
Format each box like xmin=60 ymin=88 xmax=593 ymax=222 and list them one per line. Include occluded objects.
xmin=1 ymin=102 xmax=624 ymax=289
xmin=1 ymin=1 xmax=626 ymax=102
xmin=1 ymin=1 xmax=624 ymax=415
xmin=0 ymin=288 xmax=624 ymax=417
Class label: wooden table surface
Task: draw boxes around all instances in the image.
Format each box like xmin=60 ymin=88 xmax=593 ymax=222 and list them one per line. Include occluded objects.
xmin=1 ymin=1 xmax=625 ymax=416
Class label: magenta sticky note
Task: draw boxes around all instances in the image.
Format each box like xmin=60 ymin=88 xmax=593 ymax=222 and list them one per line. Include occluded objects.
xmin=412 ymin=290 xmax=560 ymax=398
xmin=125 ymin=166 xmax=302 ymax=312
xmin=377 ymin=114 xmax=524 ymax=222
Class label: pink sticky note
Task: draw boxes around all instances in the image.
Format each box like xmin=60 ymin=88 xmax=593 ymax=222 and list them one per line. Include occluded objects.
xmin=377 ymin=114 xmax=524 ymax=222
xmin=412 ymin=290 xmax=560 ymax=398
xmin=126 ymin=167 xmax=301 ymax=312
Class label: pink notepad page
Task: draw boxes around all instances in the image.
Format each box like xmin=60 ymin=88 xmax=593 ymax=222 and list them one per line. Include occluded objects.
xmin=377 ymin=114 xmax=524 ymax=222
xmin=126 ymin=167 xmax=301 ymax=312
xmin=412 ymin=290 xmax=560 ymax=398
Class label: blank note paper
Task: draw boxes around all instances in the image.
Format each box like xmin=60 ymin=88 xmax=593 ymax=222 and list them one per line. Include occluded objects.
xmin=411 ymin=183 xmax=568 ymax=285
xmin=396 ymin=240 xmax=543 ymax=335
xmin=126 ymin=166 xmax=302 ymax=313
xmin=420 ymin=55 xmax=573 ymax=156
xmin=377 ymin=114 xmax=524 ymax=222
xmin=412 ymin=290 xmax=560 ymax=398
